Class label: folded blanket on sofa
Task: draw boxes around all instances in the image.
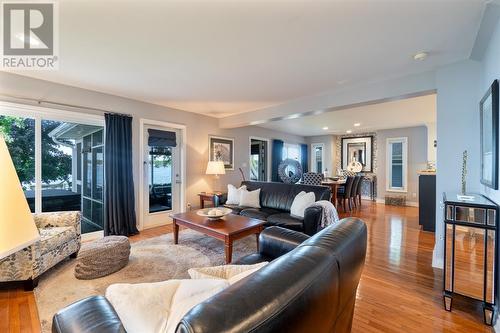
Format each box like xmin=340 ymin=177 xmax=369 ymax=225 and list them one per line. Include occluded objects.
xmin=106 ymin=279 xmax=229 ymax=333
xmin=309 ymin=200 xmax=339 ymax=229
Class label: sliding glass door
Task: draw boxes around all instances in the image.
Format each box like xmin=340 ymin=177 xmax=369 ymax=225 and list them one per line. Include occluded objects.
xmin=0 ymin=102 xmax=105 ymax=235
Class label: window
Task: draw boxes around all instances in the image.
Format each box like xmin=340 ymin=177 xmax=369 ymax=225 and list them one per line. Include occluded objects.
xmin=0 ymin=115 xmax=36 ymax=212
xmin=311 ymin=143 xmax=324 ymax=173
xmin=282 ymin=143 xmax=300 ymax=161
xmin=386 ymin=137 xmax=408 ymax=192
xmin=0 ymin=102 xmax=104 ymax=234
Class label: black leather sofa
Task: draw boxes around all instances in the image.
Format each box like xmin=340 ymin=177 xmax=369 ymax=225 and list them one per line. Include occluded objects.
xmin=223 ymin=181 xmax=331 ymax=236
xmin=52 ymin=218 xmax=367 ymax=333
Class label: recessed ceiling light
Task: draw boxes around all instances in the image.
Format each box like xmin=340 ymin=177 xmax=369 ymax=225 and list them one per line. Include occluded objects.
xmin=322 ymin=126 xmax=329 ymax=130
xmin=346 ymin=130 xmax=352 ymax=134
xmin=413 ymin=52 xmax=428 ymax=61
xmin=354 ymin=123 xmax=361 ymax=127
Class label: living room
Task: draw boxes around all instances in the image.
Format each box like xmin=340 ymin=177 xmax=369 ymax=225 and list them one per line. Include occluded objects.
xmin=1 ymin=1 xmax=500 ymax=332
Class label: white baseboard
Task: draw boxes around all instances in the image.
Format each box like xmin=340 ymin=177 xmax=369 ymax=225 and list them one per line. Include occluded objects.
xmin=375 ymin=198 xmax=419 ymax=207
xmin=432 ymin=252 xmax=444 ymax=269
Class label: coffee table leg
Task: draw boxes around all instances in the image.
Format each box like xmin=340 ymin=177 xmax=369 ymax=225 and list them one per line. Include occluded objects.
xmin=173 ymin=219 xmax=179 ymax=244
xmin=225 ymin=237 xmax=233 ymax=264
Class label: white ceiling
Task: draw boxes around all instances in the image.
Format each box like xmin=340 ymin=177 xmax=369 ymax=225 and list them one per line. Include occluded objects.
xmin=12 ymin=0 xmax=486 ymax=117
xmin=258 ymin=93 xmax=436 ymax=136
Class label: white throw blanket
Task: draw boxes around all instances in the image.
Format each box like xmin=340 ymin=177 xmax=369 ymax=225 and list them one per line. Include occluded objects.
xmin=309 ymin=200 xmax=340 ymax=229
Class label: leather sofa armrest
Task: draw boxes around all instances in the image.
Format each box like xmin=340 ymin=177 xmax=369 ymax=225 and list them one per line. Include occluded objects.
xmin=259 ymin=226 xmax=310 ymax=259
xmin=52 ymin=296 xmax=125 ymax=333
xmin=303 ymin=206 xmax=323 ymax=236
xmin=218 ymin=193 xmax=227 ymax=205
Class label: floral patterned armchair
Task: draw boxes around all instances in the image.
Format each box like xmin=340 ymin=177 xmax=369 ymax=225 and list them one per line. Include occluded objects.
xmin=0 ymin=211 xmax=81 ymax=290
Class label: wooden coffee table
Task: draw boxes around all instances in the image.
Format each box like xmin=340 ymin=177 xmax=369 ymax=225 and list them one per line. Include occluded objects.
xmin=171 ymin=211 xmax=265 ymax=264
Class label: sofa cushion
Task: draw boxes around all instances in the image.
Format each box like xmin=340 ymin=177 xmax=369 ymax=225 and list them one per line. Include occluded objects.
xmin=266 ymin=213 xmax=304 ymax=231
xmin=223 ymin=204 xmax=249 ymax=214
xmin=38 ymin=226 xmax=76 ymax=254
xmin=240 ymin=207 xmax=281 ymax=221
xmin=241 ymin=181 xmax=331 ymax=212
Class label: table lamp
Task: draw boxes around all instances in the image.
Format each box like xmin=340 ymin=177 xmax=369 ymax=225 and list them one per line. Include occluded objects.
xmin=0 ymin=135 xmax=40 ymax=260
xmin=206 ymin=160 xmax=226 ymax=193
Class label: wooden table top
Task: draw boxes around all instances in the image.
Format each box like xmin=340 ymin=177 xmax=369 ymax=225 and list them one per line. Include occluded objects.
xmin=171 ymin=211 xmax=265 ymax=236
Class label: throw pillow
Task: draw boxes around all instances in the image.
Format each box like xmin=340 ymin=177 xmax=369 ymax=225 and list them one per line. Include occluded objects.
xmin=188 ymin=262 xmax=268 ymax=284
xmin=239 ymin=188 xmax=261 ymax=208
xmin=105 ymin=279 xmax=229 ymax=333
xmin=290 ymin=191 xmax=316 ymax=218
xmin=226 ymin=184 xmax=247 ymax=205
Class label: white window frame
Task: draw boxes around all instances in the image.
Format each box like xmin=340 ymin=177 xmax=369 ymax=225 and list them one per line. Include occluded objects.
xmin=248 ymin=136 xmax=271 ymax=182
xmin=0 ymin=101 xmax=105 ymax=240
xmin=386 ymin=137 xmax=408 ymax=193
xmin=310 ymin=143 xmax=325 ymax=173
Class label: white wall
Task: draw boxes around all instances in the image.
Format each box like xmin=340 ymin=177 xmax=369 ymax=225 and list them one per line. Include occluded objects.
xmin=0 ymin=72 xmax=305 ymax=228
xmin=376 ymin=126 xmax=428 ymax=205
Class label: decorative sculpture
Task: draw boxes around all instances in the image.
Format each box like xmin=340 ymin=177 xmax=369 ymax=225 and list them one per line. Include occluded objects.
xmin=278 ymin=159 xmax=303 ymax=184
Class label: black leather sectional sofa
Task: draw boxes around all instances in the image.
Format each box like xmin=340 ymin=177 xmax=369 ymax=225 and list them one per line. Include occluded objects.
xmin=53 ymin=218 xmax=367 ymax=333
xmin=223 ymin=181 xmax=332 ymax=236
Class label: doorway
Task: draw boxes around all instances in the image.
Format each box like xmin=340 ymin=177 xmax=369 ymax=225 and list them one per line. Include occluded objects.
xmin=141 ymin=123 xmax=182 ymax=229
xmin=249 ymin=138 xmax=269 ymax=181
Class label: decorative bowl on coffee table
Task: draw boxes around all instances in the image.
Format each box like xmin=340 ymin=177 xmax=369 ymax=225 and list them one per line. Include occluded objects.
xmin=196 ymin=207 xmax=232 ymax=220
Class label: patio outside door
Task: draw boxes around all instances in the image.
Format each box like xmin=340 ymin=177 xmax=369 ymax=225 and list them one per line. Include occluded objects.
xmin=143 ymin=125 xmax=181 ymax=228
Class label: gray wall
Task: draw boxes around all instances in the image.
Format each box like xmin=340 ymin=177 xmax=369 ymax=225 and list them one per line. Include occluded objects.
xmin=434 ymin=60 xmax=482 ymax=267
xmin=305 ymin=127 xmax=428 ymax=204
xmin=376 ymin=126 xmax=428 ymax=204
xmin=0 ymin=72 xmax=304 ymax=226
xmin=304 ymin=135 xmax=337 ymax=174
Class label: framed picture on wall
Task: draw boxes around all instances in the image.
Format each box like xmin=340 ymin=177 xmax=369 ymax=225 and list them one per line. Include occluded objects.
xmin=341 ymin=136 xmax=373 ymax=172
xmin=209 ymin=135 xmax=234 ymax=170
xmin=480 ymin=79 xmax=499 ymax=190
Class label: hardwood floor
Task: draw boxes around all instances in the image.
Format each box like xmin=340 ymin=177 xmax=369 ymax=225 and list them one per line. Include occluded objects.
xmin=0 ymin=202 xmax=494 ymax=332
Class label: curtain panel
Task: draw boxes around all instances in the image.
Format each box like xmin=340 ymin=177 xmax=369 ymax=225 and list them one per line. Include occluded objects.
xmin=271 ymin=139 xmax=284 ymax=182
xmin=104 ymin=113 xmax=139 ymax=236
xmin=301 ymin=144 xmax=309 ymax=173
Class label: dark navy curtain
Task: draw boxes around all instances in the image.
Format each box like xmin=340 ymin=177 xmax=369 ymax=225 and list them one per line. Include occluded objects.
xmin=271 ymin=139 xmax=284 ymax=182
xmin=301 ymin=144 xmax=309 ymax=173
xmin=104 ymin=114 xmax=139 ymax=236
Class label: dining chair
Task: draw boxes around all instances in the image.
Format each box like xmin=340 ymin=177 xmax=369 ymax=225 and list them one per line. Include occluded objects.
xmin=302 ymin=172 xmax=324 ymax=186
xmin=355 ymin=175 xmax=364 ymax=206
xmin=350 ymin=176 xmax=362 ymax=209
xmin=337 ymin=176 xmax=355 ymax=212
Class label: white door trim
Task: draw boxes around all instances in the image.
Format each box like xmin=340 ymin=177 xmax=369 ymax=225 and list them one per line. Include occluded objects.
xmin=139 ymin=118 xmax=187 ymax=231
xmin=249 ymin=136 xmax=271 ymax=181
xmin=310 ymin=143 xmax=325 ymax=173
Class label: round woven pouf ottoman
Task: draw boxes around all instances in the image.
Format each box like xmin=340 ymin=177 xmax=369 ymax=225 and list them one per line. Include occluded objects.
xmin=75 ymin=236 xmax=130 ymax=280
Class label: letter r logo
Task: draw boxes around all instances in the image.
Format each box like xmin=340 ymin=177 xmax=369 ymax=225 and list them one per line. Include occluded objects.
xmin=3 ymin=3 xmax=54 ymax=56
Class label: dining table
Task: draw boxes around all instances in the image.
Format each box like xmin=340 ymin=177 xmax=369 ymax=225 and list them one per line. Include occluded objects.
xmin=321 ymin=179 xmax=346 ymax=209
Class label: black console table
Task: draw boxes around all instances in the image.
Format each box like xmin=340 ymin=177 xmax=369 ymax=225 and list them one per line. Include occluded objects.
xmin=443 ymin=192 xmax=498 ymax=326
xmin=419 ymin=174 xmax=436 ymax=232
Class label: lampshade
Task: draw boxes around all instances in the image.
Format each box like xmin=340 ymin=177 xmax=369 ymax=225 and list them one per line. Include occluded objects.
xmin=206 ymin=160 xmax=226 ymax=175
xmin=0 ymin=135 xmax=39 ymax=260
